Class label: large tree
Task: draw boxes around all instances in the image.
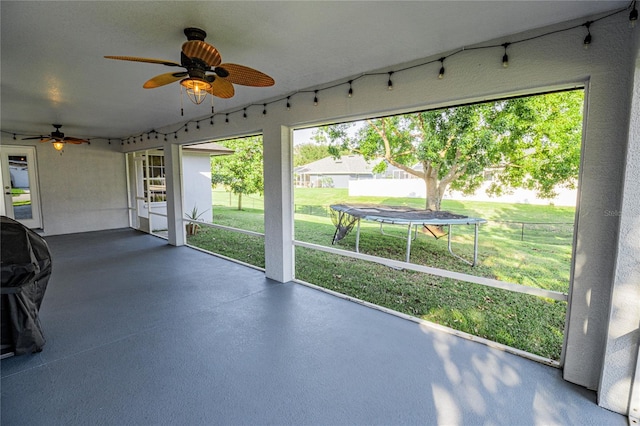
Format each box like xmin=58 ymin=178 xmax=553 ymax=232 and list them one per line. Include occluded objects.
xmin=211 ymin=136 xmax=263 ymax=210
xmin=317 ymin=90 xmax=583 ymax=210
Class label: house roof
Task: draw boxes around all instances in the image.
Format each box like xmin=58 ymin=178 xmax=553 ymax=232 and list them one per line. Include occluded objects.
xmin=183 ymin=142 xmax=234 ymax=156
xmin=296 ymin=155 xmax=380 ymax=175
xmin=0 ymin=2 xmax=626 ymax=142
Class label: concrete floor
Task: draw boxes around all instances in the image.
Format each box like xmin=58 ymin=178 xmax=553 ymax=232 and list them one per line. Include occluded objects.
xmin=1 ymin=228 xmax=626 ymax=425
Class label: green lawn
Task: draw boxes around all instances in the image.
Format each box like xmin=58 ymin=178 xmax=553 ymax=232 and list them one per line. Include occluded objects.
xmin=189 ymin=188 xmax=575 ymax=360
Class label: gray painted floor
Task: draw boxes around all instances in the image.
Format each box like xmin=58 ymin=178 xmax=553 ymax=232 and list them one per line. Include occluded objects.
xmin=1 ymin=229 xmax=625 ymax=425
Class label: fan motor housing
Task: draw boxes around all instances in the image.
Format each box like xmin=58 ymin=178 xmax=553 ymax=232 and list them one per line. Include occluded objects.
xmin=184 ymin=28 xmax=207 ymax=41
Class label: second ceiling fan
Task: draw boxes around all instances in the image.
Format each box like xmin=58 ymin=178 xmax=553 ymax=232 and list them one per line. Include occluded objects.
xmin=105 ymin=27 xmax=275 ymax=105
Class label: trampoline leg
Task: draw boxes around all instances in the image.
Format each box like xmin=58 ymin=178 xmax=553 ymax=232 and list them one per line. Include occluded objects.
xmin=355 ymin=219 xmax=361 ymax=253
xmin=473 ymin=222 xmax=479 ymax=266
xmin=446 ymin=224 xmax=479 ymax=267
xmin=406 ymin=224 xmax=412 ymax=262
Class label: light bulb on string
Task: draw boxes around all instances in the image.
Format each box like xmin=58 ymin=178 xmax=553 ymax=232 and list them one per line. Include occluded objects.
xmin=225 ymin=114 xmax=229 ymax=124
xmin=387 ymin=72 xmax=394 ymax=90
xmin=583 ymin=21 xmax=592 ymax=50
xmin=502 ymin=43 xmax=510 ymax=68
xmin=286 ymin=96 xmax=291 ymax=110
xmin=263 ymin=104 xmax=267 ymax=115
xmin=313 ymin=90 xmax=319 ymax=106
xmin=348 ymin=81 xmax=353 ymax=97
xmin=438 ymin=58 xmax=445 ymax=79
xmin=243 ymin=108 xmax=247 ymax=119
xmin=210 ymin=116 xmax=214 ymax=126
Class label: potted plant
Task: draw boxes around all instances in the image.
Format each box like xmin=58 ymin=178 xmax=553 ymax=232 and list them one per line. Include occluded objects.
xmin=185 ymin=205 xmax=208 ymax=236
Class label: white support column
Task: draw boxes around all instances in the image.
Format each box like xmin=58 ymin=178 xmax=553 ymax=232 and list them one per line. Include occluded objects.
xmin=597 ymin=36 xmax=640 ymax=415
xmin=164 ymin=143 xmax=185 ymax=246
xmin=263 ymin=125 xmax=294 ymax=282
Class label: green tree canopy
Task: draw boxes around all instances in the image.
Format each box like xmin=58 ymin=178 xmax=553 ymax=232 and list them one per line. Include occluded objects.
xmin=316 ymin=90 xmax=583 ymax=210
xmin=293 ymin=143 xmax=331 ymax=167
xmin=211 ymin=136 xmax=263 ymax=210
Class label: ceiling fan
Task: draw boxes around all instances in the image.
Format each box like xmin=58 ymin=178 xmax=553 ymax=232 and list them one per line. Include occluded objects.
xmin=105 ymin=27 xmax=275 ymax=105
xmin=23 ymin=124 xmax=89 ymax=151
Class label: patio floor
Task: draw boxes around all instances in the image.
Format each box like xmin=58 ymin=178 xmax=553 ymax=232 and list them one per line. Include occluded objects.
xmin=0 ymin=228 xmax=626 ymax=425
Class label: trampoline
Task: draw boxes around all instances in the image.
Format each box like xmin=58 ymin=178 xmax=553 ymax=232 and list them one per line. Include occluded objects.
xmin=330 ymin=204 xmax=487 ymax=266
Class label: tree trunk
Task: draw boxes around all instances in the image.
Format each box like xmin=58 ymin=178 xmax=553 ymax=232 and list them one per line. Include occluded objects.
xmin=424 ymin=174 xmax=441 ymax=211
xmin=237 ymin=193 xmax=243 ymax=210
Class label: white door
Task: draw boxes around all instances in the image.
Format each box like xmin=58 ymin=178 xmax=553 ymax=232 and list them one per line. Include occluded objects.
xmin=0 ymin=145 xmax=43 ymax=229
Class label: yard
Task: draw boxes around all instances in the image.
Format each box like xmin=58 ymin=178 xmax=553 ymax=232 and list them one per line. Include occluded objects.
xmin=187 ymin=188 xmax=575 ymax=361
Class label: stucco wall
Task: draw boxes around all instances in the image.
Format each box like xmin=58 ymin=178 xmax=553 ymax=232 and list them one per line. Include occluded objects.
xmin=182 ymin=153 xmax=213 ymax=222
xmin=125 ymin=12 xmax=636 ymax=415
xmin=598 ymin=25 xmax=640 ymax=415
xmin=0 ymin=135 xmax=129 ymax=235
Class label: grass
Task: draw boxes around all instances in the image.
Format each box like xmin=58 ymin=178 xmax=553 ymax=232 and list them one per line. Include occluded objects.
xmin=188 ymin=188 xmax=575 ymax=360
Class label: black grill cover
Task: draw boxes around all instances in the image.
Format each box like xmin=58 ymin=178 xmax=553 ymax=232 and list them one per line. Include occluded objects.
xmin=1 ymin=216 xmax=52 ymax=355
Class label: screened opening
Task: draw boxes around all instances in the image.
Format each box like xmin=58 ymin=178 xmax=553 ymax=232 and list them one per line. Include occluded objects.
xmin=292 ymin=89 xmax=584 ymax=362
xmin=183 ymin=136 xmax=266 ymax=269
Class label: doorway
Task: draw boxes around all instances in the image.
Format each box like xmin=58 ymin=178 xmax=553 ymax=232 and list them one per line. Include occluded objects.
xmin=0 ymin=145 xmax=42 ymax=229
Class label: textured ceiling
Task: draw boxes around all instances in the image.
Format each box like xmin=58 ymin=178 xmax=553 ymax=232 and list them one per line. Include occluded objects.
xmin=0 ymin=1 xmax=628 ymax=141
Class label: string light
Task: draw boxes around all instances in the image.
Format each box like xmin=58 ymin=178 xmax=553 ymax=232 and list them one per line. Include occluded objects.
xmin=631 ymin=0 xmax=638 ymax=28
xmin=243 ymin=108 xmax=247 ymax=119
xmin=583 ymin=21 xmax=592 ymax=49
xmin=174 ymin=132 xmax=178 ymax=139
xmin=502 ymin=43 xmax=510 ymax=68
xmin=2 ymin=6 xmax=630 ymax=146
xmin=438 ymin=57 xmax=445 ymax=79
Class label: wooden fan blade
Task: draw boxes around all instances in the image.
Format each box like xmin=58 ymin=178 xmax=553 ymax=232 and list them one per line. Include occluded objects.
xmin=217 ymin=63 xmax=274 ymax=87
xmin=182 ymin=41 xmax=222 ymax=67
xmin=207 ymin=77 xmax=235 ymax=99
xmin=22 ymin=136 xmax=44 ymax=140
xmin=143 ymin=72 xmax=188 ymax=88
xmin=38 ymin=138 xmax=54 ymax=143
xmin=64 ymin=137 xmax=89 ymax=144
xmin=104 ymin=56 xmax=182 ymax=67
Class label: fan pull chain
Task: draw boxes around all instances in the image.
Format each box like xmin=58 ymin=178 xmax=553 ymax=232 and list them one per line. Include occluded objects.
xmin=180 ymin=86 xmax=184 ymax=116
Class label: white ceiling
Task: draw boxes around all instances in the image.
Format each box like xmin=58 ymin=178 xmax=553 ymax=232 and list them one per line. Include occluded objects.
xmin=0 ymin=1 xmax=628 ymax=141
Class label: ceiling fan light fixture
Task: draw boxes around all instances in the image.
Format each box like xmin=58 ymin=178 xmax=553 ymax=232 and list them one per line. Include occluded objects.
xmin=180 ymin=78 xmax=212 ymax=105
xmin=52 ymin=141 xmax=65 ymax=151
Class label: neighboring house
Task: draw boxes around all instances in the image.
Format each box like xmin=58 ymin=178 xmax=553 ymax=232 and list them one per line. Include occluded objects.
xmin=294 ymin=154 xmax=410 ymax=188
xmin=8 ymin=159 xmax=29 ymax=188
